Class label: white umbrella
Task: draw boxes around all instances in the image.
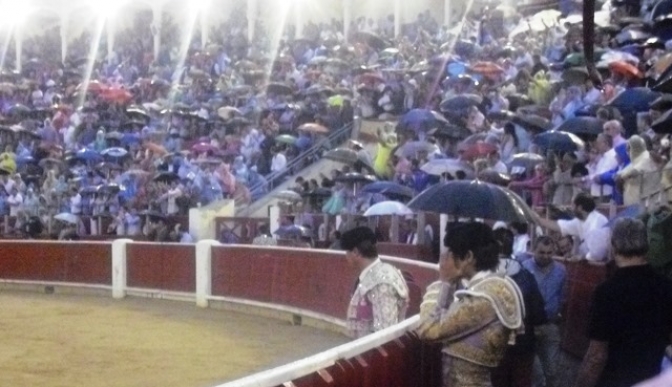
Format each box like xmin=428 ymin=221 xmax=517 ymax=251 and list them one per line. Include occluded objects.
xmin=273 ymin=190 xmax=302 ymax=203
xmin=420 ymin=159 xmax=474 ymax=177
xmin=364 ymin=201 xmax=414 ymax=217
xmin=54 ymin=213 xmax=79 ymax=225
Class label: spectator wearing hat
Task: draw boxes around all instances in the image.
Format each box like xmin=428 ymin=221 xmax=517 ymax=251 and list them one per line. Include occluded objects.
xmin=341 ymin=226 xmax=409 ymax=338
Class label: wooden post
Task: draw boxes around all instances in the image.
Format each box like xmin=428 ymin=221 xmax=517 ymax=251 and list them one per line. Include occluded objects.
xmin=416 ymin=212 xmax=426 ymax=245
xmin=391 ymin=215 xmax=400 ymax=244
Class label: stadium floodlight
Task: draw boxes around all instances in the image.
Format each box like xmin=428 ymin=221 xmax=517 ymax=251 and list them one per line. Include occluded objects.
xmin=0 ymin=1 xmax=33 ymax=27
xmin=89 ymin=0 xmax=127 ymax=19
xmin=190 ymin=0 xmax=211 ymax=12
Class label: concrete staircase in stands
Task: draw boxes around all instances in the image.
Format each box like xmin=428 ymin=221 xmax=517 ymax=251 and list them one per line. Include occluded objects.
xmin=235 ymin=120 xmax=387 ymax=218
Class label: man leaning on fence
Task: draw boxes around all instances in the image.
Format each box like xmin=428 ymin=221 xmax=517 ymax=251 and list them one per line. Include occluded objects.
xmin=341 ymin=226 xmax=409 ymax=338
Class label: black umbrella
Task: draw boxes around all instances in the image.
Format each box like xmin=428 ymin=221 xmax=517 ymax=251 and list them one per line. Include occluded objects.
xmin=361 ymin=181 xmax=415 ymax=200
xmin=554 ymin=117 xmax=605 ymax=136
xmin=301 ymin=188 xmax=333 ymax=199
xmin=334 ymin=172 xmax=376 ymax=184
xmin=534 ymin=131 xmax=585 ymax=153
xmin=126 ymin=107 xmax=150 ymax=120
xmin=615 ymin=29 xmax=650 ymax=46
xmin=153 ymin=172 xmax=179 ymax=183
xmin=651 ymin=109 xmax=672 ymax=134
xmin=511 ymin=114 xmax=551 ymax=133
xmin=408 ymin=180 xmax=534 ymax=223
xmin=562 ymin=67 xmax=589 ymax=85
xmin=8 ymin=104 xmax=31 ymax=116
xmin=505 ymin=94 xmax=534 ymax=111
xmin=477 ymin=170 xmax=511 ymax=187
xmin=427 ymin=124 xmax=472 ymax=140
xmin=508 ymin=153 xmax=546 ymax=174
xmin=266 ymin=83 xmax=293 ymax=95
xmin=439 ymin=94 xmax=482 ymax=112
xmin=353 ymin=31 xmax=389 ymax=50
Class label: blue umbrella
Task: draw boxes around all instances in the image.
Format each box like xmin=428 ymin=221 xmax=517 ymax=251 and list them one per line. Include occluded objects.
xmin=274 ymin=225 xmax=310 ymax=238
xmin=121 ymin=133 xmax=141 ymax=145
xmin=76 ymin=148 xmax=102 ymax=162
xmin=607 ymin=87 xmax=661 ymax=136
xmin=398 ymin=109 xmax=447 ymax=131
xmin=361 ymin=181 xmax=415 ymax=200
xmin=16 ymin=155 xmax=35 ymax=165
xmin=101 ymin=147 xmax=129 ymax=158
xmin=554 ymin=117 xmax=605 ymax=136
xmin=606 ymin=205 xmax=646 ymax=228
xmin=533 ymin=131 xmax=585 ymax=153
xmin=408 ymin=180 xmax=534 ymax=223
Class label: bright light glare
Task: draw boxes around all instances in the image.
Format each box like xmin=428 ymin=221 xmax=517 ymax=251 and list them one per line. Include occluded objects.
xmin=88 ymin=0 xmax=127 ymax=19
xmin=0 ymin=2 xmax=33 ymax=26
xmin=190 ymin=0 xmax=211 ymax=12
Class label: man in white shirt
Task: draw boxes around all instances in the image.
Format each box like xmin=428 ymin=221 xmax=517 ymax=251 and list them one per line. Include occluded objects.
xmin=271 ymin=147 xmax=287 ymax=174
xmin=589 ymin=134 xmax=618 ymax=201
xmin=7 ymin=187 xmax=23 ymax=217
xmin=531 ymin=193 xmax=608 ymax=261
xmin=69 ymin=188 xmax=82 ymax=215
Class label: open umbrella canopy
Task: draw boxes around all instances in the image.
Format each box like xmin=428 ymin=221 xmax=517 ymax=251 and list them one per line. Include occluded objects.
xmin=554 ymin=117 xmax=605 ymax=136
xmin=651 ymin=109 xmax=672 ymax=134
xmin=324 ymin=148 xmax=358 ymax=165
xmin=76 ymin=148 xmax=102 ymax=161
xmin=301 ymin=188 xmax=333 ymax=198
xmin=191 ymin=142 xmax=218 ymax=153
xmin=460 ymin=142 xmax=498 ymax=160
xmin=361 ymin=181 xmax=415 ymax=200
xmin=420 ymin=158 xmax=475 ymax=177
xmin=273 ymin=190 xmax=302 ymax=202
xmin=334 ymin=172 xmax=376 ymax=184
xmin=395 ymin=141 xmax=438 ymax=158
xmin=364 ymin=201 xmax=414 ymax=217
xmin=275 ymin=225 xmax=311 ymax=238
xmin=534 ymin=131 xmax=585 ymax=153
xmin=428 ymin=124 xmax=472 ymax=140
xmin=562 ymin=67 xmax=589 ymax=85
xmin=153 ymin=172 xmax=179 ymax=183
xmin=439 ymin=94 xmax=482 ymax=112
xmin=398 ymin=109 xmax=448 ymax=131
xmin=508 ymin=153 xmax=546 ymax=174
xmin=609 ymin=61 xmax=643 ymax=79
xmin=275 ymin=134 xmax=297 ymax=145
xmin=608 ymin=87 xmax=660 ymax=113
xmin=101 ymin=147 xmax=129 ymax=158
xmin=408 ymin=180 xmax=533 ymax=223
xmin=478 ymin=170 xmax=511 ymax=187
xmin=298 ymin=123 xmax=329 ymax=134
xmin=126 ymin=107 xmax=150 ymax=120
xmin=266 ymin=83 xmax=293 ymax=95
xmin=512 ymin=114 xmax=552 ymax=133
xmin=55 ymin=212 xmax=79 ymax=225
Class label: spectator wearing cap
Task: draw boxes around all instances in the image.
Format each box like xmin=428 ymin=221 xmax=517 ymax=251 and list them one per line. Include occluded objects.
xmin=341 ymin=226 xmax=409 ymax=338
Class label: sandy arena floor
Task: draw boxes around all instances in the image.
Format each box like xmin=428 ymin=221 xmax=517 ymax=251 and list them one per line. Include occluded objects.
xmin=0 ymin=291 xmax=348 ymax=387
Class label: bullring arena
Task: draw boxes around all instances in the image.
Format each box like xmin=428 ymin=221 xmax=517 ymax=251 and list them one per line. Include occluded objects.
xmin=0 ymin=239 xmax=442 ymax=387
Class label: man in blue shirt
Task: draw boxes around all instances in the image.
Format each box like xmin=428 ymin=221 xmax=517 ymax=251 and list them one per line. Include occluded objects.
xmin=522 ymin=236 xmax=566 ymax=387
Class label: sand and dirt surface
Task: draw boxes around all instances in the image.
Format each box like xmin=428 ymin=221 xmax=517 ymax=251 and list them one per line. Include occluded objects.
xmin=0 ymin=291 xmax=348 ymax=387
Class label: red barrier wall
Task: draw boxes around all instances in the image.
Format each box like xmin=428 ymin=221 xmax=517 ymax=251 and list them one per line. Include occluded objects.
xmin=126 ymin=243 xmax=196 ymax=293
xmin=0 ymin=240 xmax=605 ymax=386
xmin=561 ymin=261 xmax=610 ymax=357
xmin=211 ymin=246 xmax=357 ymax=319
xmin=0 ymin=241 xmax=111 ymax=285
